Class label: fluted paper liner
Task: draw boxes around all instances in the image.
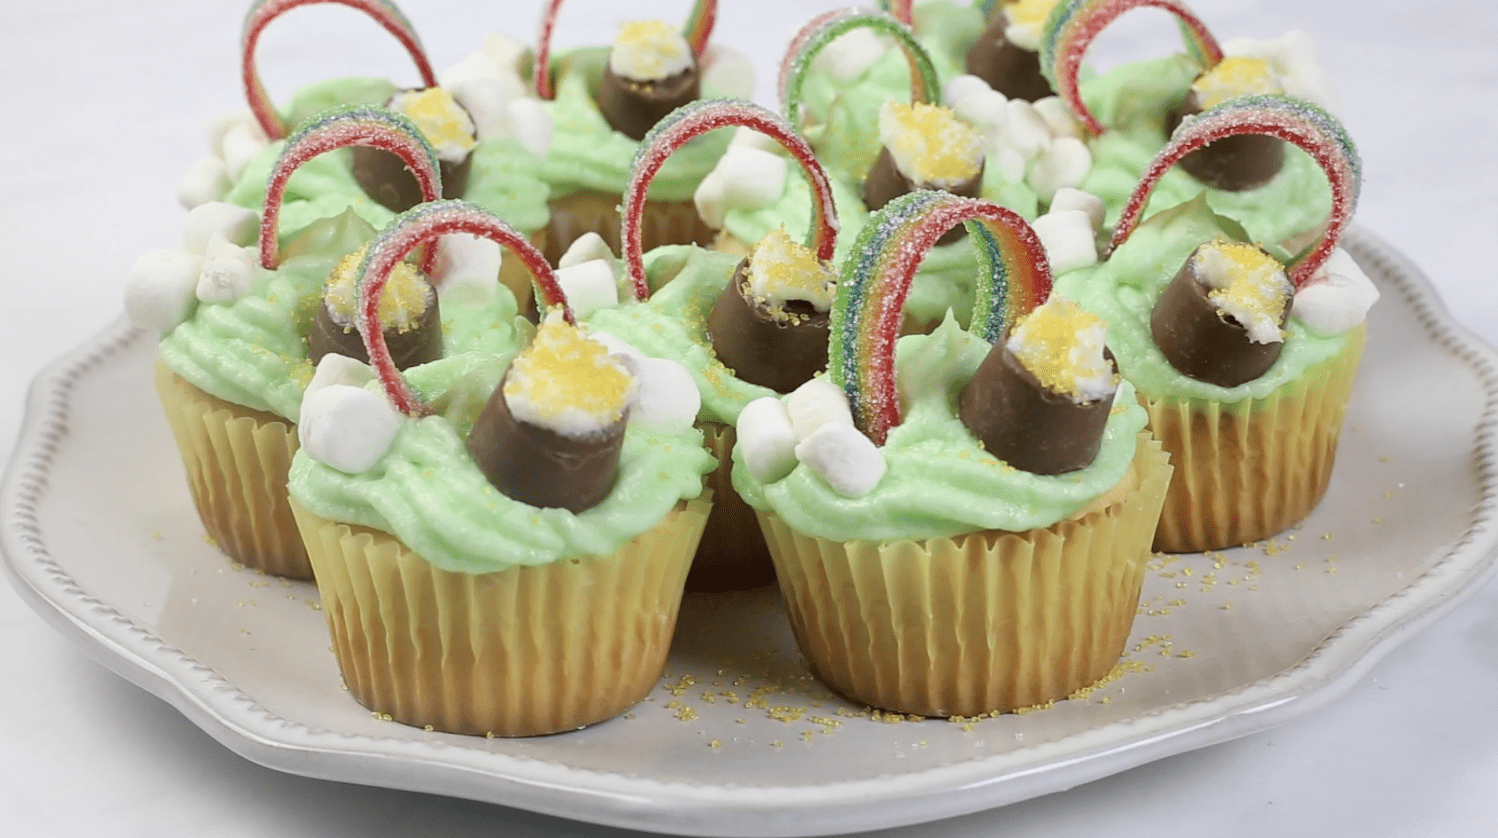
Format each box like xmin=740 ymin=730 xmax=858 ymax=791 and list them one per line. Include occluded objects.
xmin=291 ymin=496 xmax=711 ymax=736
xmin=1148 ymin=325 xmax=1366 ymax=553
xmin=758 ymin=435 xmax=1172 ymax=718
xmin=154 ymin=362 xmax=310 ymax=578
xmin=688 ymin=422 xmax=776 ymax=592
xmin=544 ymin=189 xmax=714 ymax=264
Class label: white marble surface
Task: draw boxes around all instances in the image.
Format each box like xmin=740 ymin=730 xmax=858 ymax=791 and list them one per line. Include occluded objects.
xmin=1 ymin=0 xmax=1495 ymax=835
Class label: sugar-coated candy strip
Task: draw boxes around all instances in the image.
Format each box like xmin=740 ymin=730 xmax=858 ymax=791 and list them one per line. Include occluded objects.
xmin=779 ymin=9 xmax=941 ymax=127
xmin=241 ymin=0 xmax=438 ymax=139
xmin=259 ymin=105 xmax=442 ymax=271
xmin=533 ymin=0 xmax=718 ymax=100
xmin=1039 ymin=0 xmax=1223 ymax=135
xmin=622 ymin=98 xmax=841 ymax=299
xmin=878 ymin=0 xmax=914 ymax=26
xmin=355 ymin=200 xmax=572 ymax=416
xmin=1110 ymin=94 xmax=1361 ymax=287
xmin=830 ymin=191 xmax=1053 ymax=444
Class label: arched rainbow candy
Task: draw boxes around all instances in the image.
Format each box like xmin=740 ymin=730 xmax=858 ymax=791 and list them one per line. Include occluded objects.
xmin=621 ymin=98 xmax=840 ymax=300
xmin=1038 ymin=0 xmax=1223 ymax=135
xmin=533 ymin=0 xmax=718 ymax=100
xmin=779 ymin=8 xmax=941 ymax=127
xmin=355 ymin=200 xmax=572 ymax=417
xmin=878 ymin=0 xmax=914 ymax=26
xmin=830 ymin=191 xmax=1053 ymax=445
xmin=241 ymin=0 xmax=438 ymax=140
xmin=259 ymin=105 xmax=442 ymax=272
xmin=1110 ymin=94 xmax=1361 ymax=287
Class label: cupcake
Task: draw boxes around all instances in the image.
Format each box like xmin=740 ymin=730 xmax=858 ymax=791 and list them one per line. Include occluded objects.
xmin=125 ymin=108 xmax=522 ymax=578
xmin=532 ymin=0 xmax=752 ymax=262
xmin=286 ymin=200 xmax=714 ymax=736
xmin=734 ymin=190 xmax=1170 ymax=717
xmin=1053 ymin=94 xmax=1373 ymax=552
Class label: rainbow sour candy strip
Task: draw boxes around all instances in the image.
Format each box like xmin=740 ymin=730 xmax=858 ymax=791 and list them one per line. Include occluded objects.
xmin=241 ymin=0 xmax=438 ymax=140
xmin=830 ymin=191 xmax=1053 ymax=444
xmin=1039 ymin=0 xmax=1223 ymax=135
xmin=1110 ymin=94 xmax=1361 ymax=287
xmin=779 ymin=8 xmax=941 ymax=127
xmin=878 ymin=0 xmax=914 ymax=26
xmin=534 ymin=0 xmax=718 ymax=100
xmin=621 ymin=98 xmax=841 ymax=300
xmin=258 ymin=105 xmax=442 ymax=272
xmin=355 ymin=200 xmax=572 ymax=417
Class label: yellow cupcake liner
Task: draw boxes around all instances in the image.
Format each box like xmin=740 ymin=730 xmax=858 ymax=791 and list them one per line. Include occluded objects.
xmin=758 ymin=434 xmax=1172 ymax=718
xmin=291 ymin=496 xmax=711 ymax=737
xmin=1147 ymin=325 xmax=1366 ymax=553
xmin=544 ymin=190 xmax=715 ymax=264
xmin=154 ymin=362 xmax=310 ymax=578
xmin=687 ymin=422 xmax=777 ymax=592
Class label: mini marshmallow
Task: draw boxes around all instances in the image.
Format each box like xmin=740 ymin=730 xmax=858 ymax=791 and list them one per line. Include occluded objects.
xmin=729 ymin=125 xmax=785 ymax=153
xmin=737 ymin=397 xmax=798 ymax=483
xmin=808 ymin=25 xmax=888 ymax=84
xmin=1049 ymin=187 xmax=1105 ymax=232
xmin=1027 ymin=137 xmax=1092 ymax=203
xmin=994 ymin=146 xmax=1027 ymax=184
xmin=623 ymin=355 xmax=700 ymax=433
xmin=445 ymin=75 xmax=526 ymax=143
xmin=182 ymin=201 xmax=259 ymax=253
xmin=304 ymin=353 xmax=375 ymax=405
xmin=693 ymin=168 xmax=731 ymax=229
xmin=702 ymin=45 xmax=756 ymax=100
xmin=558 ymin=232 xmax=616 ymax=269
xmin=439 ymin=31 xmax=531 ymax=87
xmin=555 ymin=259 xmax=620 ymax=318
xmin=943 ymin=74 xmax=1010 ymax=140
xmin=1225 ymin=31 xmax=1338 ymax=114
xmin=195 ymin=234 xmax=258 ymax=304
xmin=587 ymin=330 xmax=646 ymax=363
xmin=1031 ymin=209 xmax=1099 ymax=274
xmin=1292 ymin=248 xmax=1379 ymax=336
xmin=794 ymin=423 xmax=886 ymax=498
xmin=177 ymin=156 xmax=230 ymax=209
xmin=505 ymin=98 xmax=553 ymax=159
xmin=1003 ymin=99 xmax=1053 ymax=161
xmin=207 ymin=111 xmax=263 ymax=158
xmin=433 ymin=233 xmax=502 ymax=306
xmin=298 ymin=384 xmax=401 ymax=474
xmin=694 ymin=144 xmax=788 ymax=228
xmin=124 ymin=249 xmax=203 ymax=333
xmin=1032 ymin=96 xmax=1083 ymax=140
xmin=220 ymin=121 xmax=269 ymax=181
xmin=785 ymin=378 xmax=853 ymax=443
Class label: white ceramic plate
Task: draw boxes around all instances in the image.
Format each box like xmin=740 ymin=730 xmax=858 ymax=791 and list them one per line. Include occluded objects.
xmin=3 ymin=228 xmax=1496 ymax=837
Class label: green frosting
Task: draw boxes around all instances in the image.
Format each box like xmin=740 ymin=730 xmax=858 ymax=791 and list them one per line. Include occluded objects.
xmin=157 ymin=210 xmax=523 ymax=421
xmin=538 ymin=48 xmax=732 ymax=201
xmin=1076 ymin=55 xmax=1333 ymax=248
xmin=732 ymin=317 xmax=1147 ymax=541
xmin=286 ymin=350 xmax=716 ymax=573
xmin=1052 ymin=197 xmax=1349 ymax=405
xmin=584 ymin=246 xmax=771 ymax=425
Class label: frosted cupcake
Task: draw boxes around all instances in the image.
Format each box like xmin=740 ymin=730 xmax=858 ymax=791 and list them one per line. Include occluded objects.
xmin=735 ymin=191 xmax=1170 ymax=717
xmin=126 ymin=109 xmax=522 ymax=577
xmin=1054 ymin=95 xmax=1374 ymax=551
xmin=287 ymin=201 xmax=713 ymax=736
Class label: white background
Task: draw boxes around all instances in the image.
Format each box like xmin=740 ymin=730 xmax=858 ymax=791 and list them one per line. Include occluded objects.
xmin=2 ymin=0 xmax=1496 ymax=835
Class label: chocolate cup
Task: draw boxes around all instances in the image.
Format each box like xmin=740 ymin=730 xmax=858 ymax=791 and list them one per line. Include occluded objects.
xmin=862 ymin=147 xmax=985 ymax=246
xmin=595 ymin=59 xmax=700 ymax=141
xmin=964 ymin=12 xmax=1055 ymax=102
xmin=466 ymin=370 xmax=626 ymax=513
xmin=307 ymin=291 xmax=443 ymax=370
xmin=958 ymin=341 xmax=1116 ymax=475
xmin=351 ymin=146 xmax=471 ymax=213
xmin=1166 ymin=90 xmax=1285 ymax=192
xmin=706 ymin=257 xmax=829 ymax=394
xmin=1150 ymin=248 xmax=1289 ymax=387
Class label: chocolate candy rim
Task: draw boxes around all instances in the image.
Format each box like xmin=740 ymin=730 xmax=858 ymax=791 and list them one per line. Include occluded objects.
xmin=778 ymin=8 xmax=942 ymax=130
xmin=533 ymin=0 xmax=719 ymax=101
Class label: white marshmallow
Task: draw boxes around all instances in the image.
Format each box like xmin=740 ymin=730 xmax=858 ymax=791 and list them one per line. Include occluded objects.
xmin=729 ymin=125 xmax=784 ymax=153
xmin=304 ymin=354 xmax=375 ymax=405
xmin=505 ymin=98 xmax=553 ymax=159
xmin=694 ymin=144 xmax=788 ymax=228
xmin=587 ymin=330 xmax=646 ymax=363
xmin=622 ymin=355 xmax=700 ymax=432
xmin=207 ymin=111 xmax=262 ymax=159
xmin=194 ymin=234 xmax=258 ymax=304
xmin=177 ymin=156 xmax=230 ymax=209
xmin=807 ymin=26 xmax=889 ymax=85
xmin=220 ymin=121 xmax=269 ymax=181
xmin=433 ymin=233 xmax=502 ymax=306
xmin=182 ymin=201 xmax=259 ymax=253
xmin=994 ymin=146 xmax=1028 ymax=183
xmin=1225 ymin=31 xmax=1339 ymax=115
xmin=298 ymin=384 xmax=401 ymax=474
xmin=1032 ymin=96 xmax=1084 ymax=140
xmin=737 ymin=397 xmax=798 ymax=484
xmin=439 ymin=31 xmax=531 ymax=87
xmin=554 ymin=259 xmax=620 ymax=318
xmin=1004 ymin=99 xmax=1053 ymax=161
xmin=445 ymin=75 xmax=525 ymax=143
xmin=1292 ymin=248 xmax=1379 ymax=336
xmin=558 ymin=231 xmax=616 ymax=269
xmin=794 ymin=423 xmax=885 ymax=498
xmin=1027 ymin=137 xmax=1092 ymax=203
xmin=1031 ymin=210 xmax=1100 ymax=274
xmin=1049 ymin=187 xmax=1105 ymax=232
xmin=124 ymin=249 xmax=203 ymax=333
xmin=943 ymin=74 xmax=1010 ymax=141
xmin=701 ymin=45 xmax=755 ymax=99
xmin=693 ymin=168 xmax=731 ymax=229
xmin=785 ymin=378 xmax=853 ymax=443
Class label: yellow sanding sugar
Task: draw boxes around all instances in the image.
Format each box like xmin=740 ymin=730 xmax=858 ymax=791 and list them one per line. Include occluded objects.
xmin=747 ymin=227 xmax=836 ymax=315
xmin=1005 ymin=298 xmax=1118 ymax=403
xmin=1194 ymin=240 xmax=1291 ymax=344
xmin=1191 ymin=56 xmax=1282 ymax=108
xmin=503 ymin=314 xmax=632 ymax=432
xmin=611 ymin=19 xmax=693 ymax=81
xmin=878 ymin=102 xmax=984 ymax=188
xmin=1006 ymin=0 xmax=1061 ymax=27
xmin=391 ymin=87 xmax=475 ymax=158
xmin=322 ymin=245 xmax=430 ymax=331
